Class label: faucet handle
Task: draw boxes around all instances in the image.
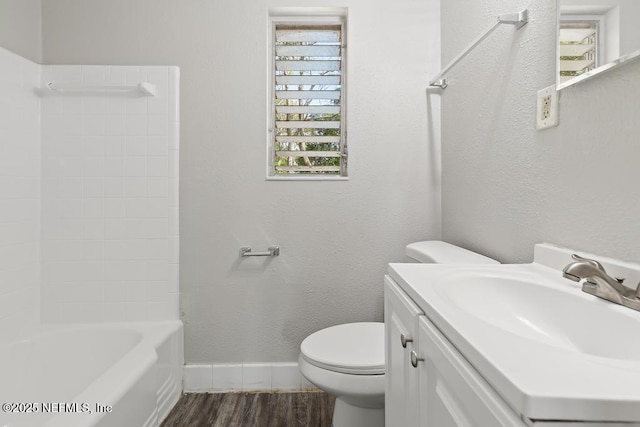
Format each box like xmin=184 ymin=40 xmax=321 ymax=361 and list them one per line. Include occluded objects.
xmin=571 ymin=254 xmax=606 ymax=271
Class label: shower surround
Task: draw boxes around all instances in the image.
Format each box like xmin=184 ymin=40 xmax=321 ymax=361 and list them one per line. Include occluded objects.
xmin=0 ymin=47 xmax=41 ymax=341
xmin=0 ymin=46 xmax=182 ymax=425
xmin=40 ymin=64 xmax=180 ymax=322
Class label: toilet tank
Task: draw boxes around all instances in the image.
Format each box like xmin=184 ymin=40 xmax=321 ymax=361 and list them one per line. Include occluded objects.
xmin=406 ymin=241 xmax=499 ymax=264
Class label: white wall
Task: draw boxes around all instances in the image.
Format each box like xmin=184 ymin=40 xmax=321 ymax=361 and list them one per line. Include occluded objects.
xmin=441 ymin=0 xmax=640 ymax=263
xmin=0 ymin=47 xmax=41 ymax=340
xmin=0 ymin=0 xmax=42 ymax=63
xmin=41 ymin=0 xmax=441 ymax=363
xmin=40 ymin=65 xmax=180 ymax=322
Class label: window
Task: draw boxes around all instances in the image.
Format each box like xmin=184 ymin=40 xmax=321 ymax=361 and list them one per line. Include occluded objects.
xmin=557 ymin=6 xmax=618 ymax=85
xmin=268 ymin=10 xmax=347 ymax=179
xmin=558 ymin=20 xmax=600 ymax=84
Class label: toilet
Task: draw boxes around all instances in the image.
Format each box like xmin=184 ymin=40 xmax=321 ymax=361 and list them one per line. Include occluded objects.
xmin=298 ymin=241 xmax=498 ymax=427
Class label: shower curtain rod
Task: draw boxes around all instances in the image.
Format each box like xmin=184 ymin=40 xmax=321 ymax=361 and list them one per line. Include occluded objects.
xmin=429 ymin=9 xmax=528 ymax=89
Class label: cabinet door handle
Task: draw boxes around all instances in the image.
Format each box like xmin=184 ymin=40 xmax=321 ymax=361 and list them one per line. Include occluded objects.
xmin=400 ymin=334 xmax=413 ymax=348
xmin=411 ymin=350 xmax=424 ymax=368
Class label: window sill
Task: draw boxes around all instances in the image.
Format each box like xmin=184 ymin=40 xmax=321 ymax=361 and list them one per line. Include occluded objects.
xmin=266 ymin=175 xmax=348 ymax=182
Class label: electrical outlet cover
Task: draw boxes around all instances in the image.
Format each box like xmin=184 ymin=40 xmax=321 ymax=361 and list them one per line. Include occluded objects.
xmin=536 ymin=84 xmax=559 ymax=130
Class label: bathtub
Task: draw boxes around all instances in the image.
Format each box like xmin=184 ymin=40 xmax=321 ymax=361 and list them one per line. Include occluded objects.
xmin=0 ymin=321 xmax=183 ymax=427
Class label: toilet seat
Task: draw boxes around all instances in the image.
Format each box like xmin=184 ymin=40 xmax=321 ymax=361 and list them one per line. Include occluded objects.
xmin=300 ymin=322 xmax=384 ymax=375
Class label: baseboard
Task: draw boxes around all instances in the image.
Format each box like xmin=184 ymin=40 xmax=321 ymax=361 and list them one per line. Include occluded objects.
xmin=183 ymin=362 xmax=318 ymax=392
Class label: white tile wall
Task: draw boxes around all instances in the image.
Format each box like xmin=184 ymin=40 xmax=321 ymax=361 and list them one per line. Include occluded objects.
xmin=40 ymin=65 xmax=180 ymax=323
xmin=0 ymin=47 xmax=41 ymax=340
xmin=183 ymin=363 xmax=314 ymax=392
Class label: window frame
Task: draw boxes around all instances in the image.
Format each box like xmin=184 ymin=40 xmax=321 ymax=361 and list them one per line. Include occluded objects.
xmin=267 ymin=8 xmax=348 ymax=181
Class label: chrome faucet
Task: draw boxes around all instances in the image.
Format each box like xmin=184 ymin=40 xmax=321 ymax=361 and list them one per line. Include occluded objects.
xmin=563 ymin=254 xmax=640 ymax=312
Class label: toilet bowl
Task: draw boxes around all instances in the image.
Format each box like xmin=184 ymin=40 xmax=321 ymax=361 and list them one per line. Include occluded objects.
xmin=299 ymin=322 xmax=385 ymax=427
xmin=299 ymin=241 xmax=499 ymax=427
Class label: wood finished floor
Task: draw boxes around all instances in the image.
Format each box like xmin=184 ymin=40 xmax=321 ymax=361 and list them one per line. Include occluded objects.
xmin=161 ymin=391 xmax=335 ymax=427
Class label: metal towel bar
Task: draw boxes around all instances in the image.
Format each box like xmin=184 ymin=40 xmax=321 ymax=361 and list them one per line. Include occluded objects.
xmin=429 ymin=9 xmax=528 ymax=89
xmin=240 ymin=246 xmax=280 ymax=257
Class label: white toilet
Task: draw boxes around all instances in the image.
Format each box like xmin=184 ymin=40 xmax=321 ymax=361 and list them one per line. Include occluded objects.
xmin=298 ymin=241 xmax=498 ymax=427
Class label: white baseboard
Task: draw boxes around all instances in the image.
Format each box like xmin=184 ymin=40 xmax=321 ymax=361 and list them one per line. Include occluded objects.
xmin=183 ymin=362 xmax=318 ymax=392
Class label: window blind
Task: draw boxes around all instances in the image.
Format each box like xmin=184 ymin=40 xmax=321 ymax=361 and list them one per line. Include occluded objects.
xmin=272 ymin=24 xmax=346 ymax=176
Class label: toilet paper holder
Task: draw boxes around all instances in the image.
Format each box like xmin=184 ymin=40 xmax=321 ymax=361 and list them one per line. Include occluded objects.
xmin=240 ymin=246 xmax=280 ymax=257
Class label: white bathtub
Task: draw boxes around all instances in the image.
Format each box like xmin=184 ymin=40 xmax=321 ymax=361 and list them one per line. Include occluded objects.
xmin=0 ymin=321 xmax=183 ymax=427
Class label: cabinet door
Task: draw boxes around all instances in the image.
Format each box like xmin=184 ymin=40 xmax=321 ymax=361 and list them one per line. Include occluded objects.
xmin=384 ymin=276 xmax=424 ymax=427
xmin=417 ymin=316 xmax=524 ymax=427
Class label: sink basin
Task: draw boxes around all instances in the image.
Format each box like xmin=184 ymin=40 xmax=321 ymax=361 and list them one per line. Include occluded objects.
xmin=436 ymin=273 xmax=640 ymax=361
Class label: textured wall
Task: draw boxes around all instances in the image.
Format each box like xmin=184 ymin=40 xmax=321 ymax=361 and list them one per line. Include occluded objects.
xmin=441 ymin=0 xmax=640 ymax=263
xmin=0 ymin=47 xmax=41 ymax=340
xmin=42 ymin=0 xmax=441 ymax=363
xmin=40 ymin=65 xmax=180 ymax=322
xmin=0 ymin=0 xmax=42 ymax=63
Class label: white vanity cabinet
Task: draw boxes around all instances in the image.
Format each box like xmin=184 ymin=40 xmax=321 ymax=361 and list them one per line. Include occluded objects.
xmin=416 ymin=315 xmax=524 ymax=426
xmin=386 ymin=245 xmax=640 ymax=426
xmin=385 ymin=275 xmax=524 ymax=427
xmin=384 ymin=276 xmax=423 ymax=427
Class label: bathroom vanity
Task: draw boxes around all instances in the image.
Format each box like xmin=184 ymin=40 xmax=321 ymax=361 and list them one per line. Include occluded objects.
xmin=384 ymin=243 xmax=640 ymax=427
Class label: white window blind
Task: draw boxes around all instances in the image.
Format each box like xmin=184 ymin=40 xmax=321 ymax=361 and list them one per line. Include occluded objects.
xmin=270 ymin=20 xmax=346 ymax=177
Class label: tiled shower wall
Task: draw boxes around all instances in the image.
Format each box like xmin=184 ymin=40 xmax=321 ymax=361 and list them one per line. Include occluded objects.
xmin=0 ymin=47 xmax=41 ymax=340
xmin=40 ymin=65 xmax=179 ymax=322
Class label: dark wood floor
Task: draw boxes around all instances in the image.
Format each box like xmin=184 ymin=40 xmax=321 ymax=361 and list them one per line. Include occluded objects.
xmin=161 ymin=391 xmax=335 ymax=427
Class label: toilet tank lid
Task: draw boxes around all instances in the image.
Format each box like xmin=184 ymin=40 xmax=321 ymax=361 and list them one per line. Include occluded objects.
xmin=406 ymin=241 xmax=499 ymax=264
